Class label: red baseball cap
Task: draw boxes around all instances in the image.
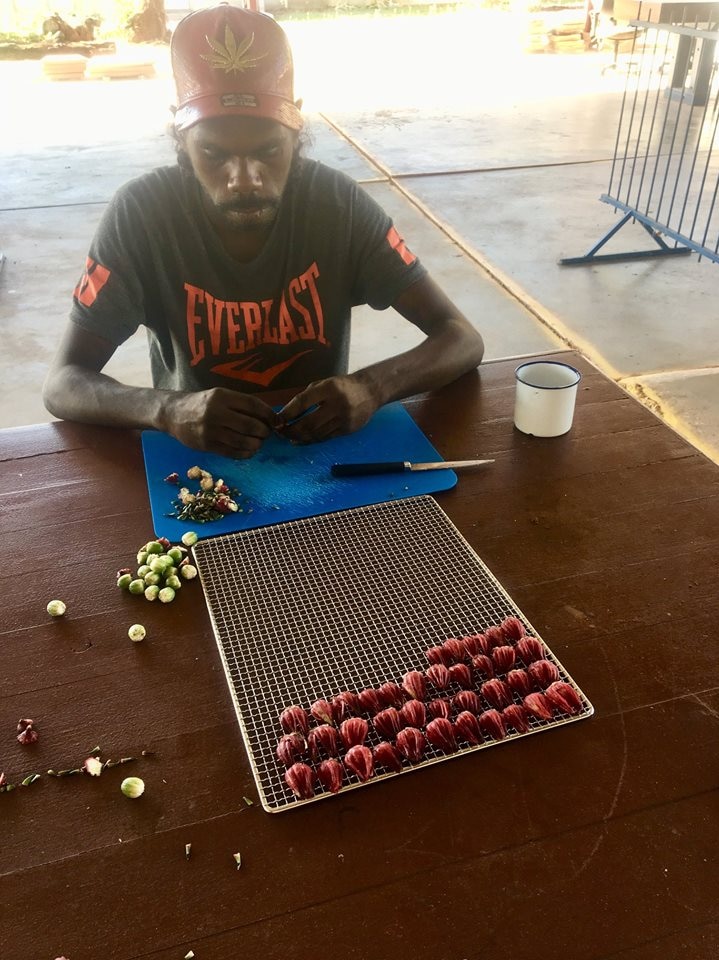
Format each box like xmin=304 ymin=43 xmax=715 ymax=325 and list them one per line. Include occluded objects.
xmin=171 ymin=4 xmax=302 ymax=132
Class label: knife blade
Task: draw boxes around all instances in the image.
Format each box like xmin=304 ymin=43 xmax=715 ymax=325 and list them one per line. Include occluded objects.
xmin=330 ymin=459 xmax=494 ymax=477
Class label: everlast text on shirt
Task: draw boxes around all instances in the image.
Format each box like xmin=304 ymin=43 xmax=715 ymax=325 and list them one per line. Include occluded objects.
xmin=184 ymin=261 xmax=328 ymax=373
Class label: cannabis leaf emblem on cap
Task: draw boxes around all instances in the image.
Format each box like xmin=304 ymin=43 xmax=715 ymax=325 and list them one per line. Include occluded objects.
xmin=200 ymin=26 xmax=267 ymax=73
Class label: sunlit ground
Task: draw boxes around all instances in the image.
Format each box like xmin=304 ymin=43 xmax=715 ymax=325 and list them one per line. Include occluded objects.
xmin=1 ymin=8 xmax=646 ymax=151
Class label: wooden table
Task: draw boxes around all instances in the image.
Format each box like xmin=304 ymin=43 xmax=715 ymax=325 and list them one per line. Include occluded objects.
xmin=3 ymin=351 xmax=719 ymax=960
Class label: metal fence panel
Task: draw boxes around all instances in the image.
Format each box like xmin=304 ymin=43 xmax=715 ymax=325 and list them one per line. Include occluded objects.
xmin=562 ymin=1 xmax=719 ymax=265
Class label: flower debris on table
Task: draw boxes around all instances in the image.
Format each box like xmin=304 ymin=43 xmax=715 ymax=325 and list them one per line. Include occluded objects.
xmin=2 ymin=747 xmax=149 ymax=795
xmin=20 ymin=773 xmax=42 ymax=787
xmin=16 ymin=718 xmax=38 ymax=746
xmin=165 ymin=466 xmax=244 ymax=523
xmin=83 ymin=756 xmax=103 ymax=777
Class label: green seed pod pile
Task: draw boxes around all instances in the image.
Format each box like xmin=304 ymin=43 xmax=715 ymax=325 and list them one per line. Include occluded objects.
xmin=116 ymin=536 xmax=199 ymax=603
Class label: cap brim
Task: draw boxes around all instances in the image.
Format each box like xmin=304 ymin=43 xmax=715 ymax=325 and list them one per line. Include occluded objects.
xmin=174 ymin=92 xmax=302 ymax=132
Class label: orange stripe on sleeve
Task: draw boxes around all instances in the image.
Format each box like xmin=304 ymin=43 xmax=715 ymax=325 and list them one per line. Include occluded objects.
xmin=386 ymin=226 xmax=417 ymax=266
xmin=74 ymin=257 xmax=111 ymax=307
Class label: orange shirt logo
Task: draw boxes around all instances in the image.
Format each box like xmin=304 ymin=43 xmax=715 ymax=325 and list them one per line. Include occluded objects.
xmin=184 ymin=261 xmax=328 ymax=386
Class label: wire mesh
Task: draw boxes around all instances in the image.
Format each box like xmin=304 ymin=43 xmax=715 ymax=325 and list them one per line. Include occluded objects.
xmin=194 ymin=497 xmax=593 ymax=812
xmin=606 ymin=2 xmax=719 ymax=261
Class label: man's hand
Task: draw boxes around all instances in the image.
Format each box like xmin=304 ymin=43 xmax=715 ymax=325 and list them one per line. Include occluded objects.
xmin=276 ymin=375 xmax=380 ymax=444
xmin=162 ymin=388 xmax=278 ymax=458
xmin=42 ymin=322 xmax=276 ymax=457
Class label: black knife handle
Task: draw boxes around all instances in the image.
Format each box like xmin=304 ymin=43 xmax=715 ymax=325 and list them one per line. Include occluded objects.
xmin=331 ymin=462 xmax=406 ymax=477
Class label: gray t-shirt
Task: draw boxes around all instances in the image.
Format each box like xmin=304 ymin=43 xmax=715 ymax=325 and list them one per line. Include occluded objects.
xmin=70 ymin=159 xmax=426 ymax=392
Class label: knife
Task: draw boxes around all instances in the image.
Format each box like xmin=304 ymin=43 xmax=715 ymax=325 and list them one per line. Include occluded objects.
xmin=331 ymin=459 xmax=495 ymax=477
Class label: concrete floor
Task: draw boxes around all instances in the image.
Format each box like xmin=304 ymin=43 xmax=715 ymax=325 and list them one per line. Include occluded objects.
xmin=1 ymin=10 xmax=717 ymax=461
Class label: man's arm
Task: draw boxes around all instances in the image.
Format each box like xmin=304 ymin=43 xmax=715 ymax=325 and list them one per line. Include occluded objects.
xmin=276 ymin=274 xmax=484 ymax=443
xmin=42 ymin=321 xmax=277 ymax=459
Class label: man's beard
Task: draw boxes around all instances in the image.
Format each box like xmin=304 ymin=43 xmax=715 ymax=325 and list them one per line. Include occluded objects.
xmin=212 ymin=194 xmax=281 ymax=233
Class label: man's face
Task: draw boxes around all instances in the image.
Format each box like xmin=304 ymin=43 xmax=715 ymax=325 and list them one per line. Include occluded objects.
xmin=182 ymin=115 xmax=298 ymax=233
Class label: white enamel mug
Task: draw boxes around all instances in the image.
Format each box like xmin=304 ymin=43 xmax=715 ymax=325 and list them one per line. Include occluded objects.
xmin=513 ymin=361 xmax=582 ymax=437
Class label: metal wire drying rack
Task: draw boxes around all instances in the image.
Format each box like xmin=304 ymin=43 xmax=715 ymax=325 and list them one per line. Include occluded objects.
xmin=193 ymin=497 xmax=593 ymax=812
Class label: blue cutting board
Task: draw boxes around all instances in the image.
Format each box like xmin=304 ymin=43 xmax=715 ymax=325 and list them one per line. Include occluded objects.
xmin=141 ymin=403 xmax=456 ymax=541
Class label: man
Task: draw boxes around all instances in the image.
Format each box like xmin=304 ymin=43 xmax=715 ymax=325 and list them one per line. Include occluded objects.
xmin=43 ymin=4 xmax=484 ymax=458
